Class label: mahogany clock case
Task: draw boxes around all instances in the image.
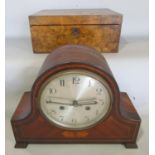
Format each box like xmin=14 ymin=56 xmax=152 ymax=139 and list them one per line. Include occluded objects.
xmin=29 ymin=9 xmax=122 ymax=53
xmin=11 ymin=45 xmax=141 ymax=148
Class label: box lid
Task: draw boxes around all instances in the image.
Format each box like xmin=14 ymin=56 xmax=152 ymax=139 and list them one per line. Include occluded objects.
xmin=29 ymin=9 xmax=122 ymax=26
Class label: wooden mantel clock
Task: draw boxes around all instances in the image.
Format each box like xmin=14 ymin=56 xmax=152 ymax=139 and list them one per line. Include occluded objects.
xmin=11 ymin=45 xmax=141 ymax=148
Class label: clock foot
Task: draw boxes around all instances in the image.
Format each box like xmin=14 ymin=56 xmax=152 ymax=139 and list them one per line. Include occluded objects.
xmin=15 ymin=142 xmax=28 ymax=148
xmin=124 ymin=143 xmax=138 ymax=148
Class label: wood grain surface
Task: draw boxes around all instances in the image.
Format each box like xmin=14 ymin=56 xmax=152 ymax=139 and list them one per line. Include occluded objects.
xmin=30 ymin=25 xmax=121 ymax=53
xmin=29 ymin=9 xmax=122 ymax=53
xmin=29 ymin=9 xmax=122 ymax=25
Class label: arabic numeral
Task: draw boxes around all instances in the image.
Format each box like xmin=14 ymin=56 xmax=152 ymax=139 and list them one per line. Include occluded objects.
xmin=72 ymin=118 xmax=77 ymax=124
xmin=96 ymin=88 xmax=103 ymax=95
xmin=60 ymin=79 xmax=65 ymax=87
xmin=49 ymin=88 xmax=56 ymax=94
xmin=73 ymin=77 xmax=80 ymax=84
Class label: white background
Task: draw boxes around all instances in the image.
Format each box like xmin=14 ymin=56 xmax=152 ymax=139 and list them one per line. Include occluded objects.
xmin=5 ymin=0 xmax=149 ymax=155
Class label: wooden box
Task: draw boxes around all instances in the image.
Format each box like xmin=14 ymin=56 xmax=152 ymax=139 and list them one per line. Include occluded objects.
xmin=29 ymin=9 xmax=123 ymax=53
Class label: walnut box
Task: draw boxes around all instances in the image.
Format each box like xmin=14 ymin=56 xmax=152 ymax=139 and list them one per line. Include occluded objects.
xmin=29 ymin=9 xmax=123 ymax=53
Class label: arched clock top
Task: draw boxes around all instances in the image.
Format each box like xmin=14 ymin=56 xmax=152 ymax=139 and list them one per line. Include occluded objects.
xmin=38 ymin=45 xmax=113 ymax=77
xmin=31 ymin=45 xmax=121 ymax=116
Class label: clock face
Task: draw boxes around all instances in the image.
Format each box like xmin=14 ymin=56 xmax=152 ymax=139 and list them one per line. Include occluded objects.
xmin=38 ymin=70 xmax=113 ymax=130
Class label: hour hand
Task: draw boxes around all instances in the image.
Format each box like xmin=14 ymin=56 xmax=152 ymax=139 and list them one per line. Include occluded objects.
xmin=77 ymin=100 xmax=97 ymax=105
xmin=77 ymin=98 xmax=97 ymax=105
xmin=78 ymin=98 xmax=96 ymax=102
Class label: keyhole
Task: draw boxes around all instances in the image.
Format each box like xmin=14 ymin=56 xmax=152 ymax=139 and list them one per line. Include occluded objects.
xmin=72 ymin=27 xmax=80 ymax=37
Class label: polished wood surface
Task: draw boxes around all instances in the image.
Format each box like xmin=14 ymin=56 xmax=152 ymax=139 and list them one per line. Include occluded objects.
xmin=38 ymin=45 xmax=113 ymax=76
xmin=30 ymin=25 xmax=120 ymax=53
xmin=29 ymin=9 xmax=122 ymax=53
xmin=11 ymin=45 xmax=140 ymax=148
xmin=11 ymin=92 xmax=140 ymax=148
xmin=29 ymin=9 xmax=122 ymax=25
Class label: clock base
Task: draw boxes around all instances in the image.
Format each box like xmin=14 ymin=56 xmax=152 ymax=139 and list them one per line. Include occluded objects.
xmin=11 ymin=92 xmax=141 ymax=149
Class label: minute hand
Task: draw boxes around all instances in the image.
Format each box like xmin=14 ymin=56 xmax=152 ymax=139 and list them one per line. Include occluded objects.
xmin=46 ymin=101 xmax=73 ymax=106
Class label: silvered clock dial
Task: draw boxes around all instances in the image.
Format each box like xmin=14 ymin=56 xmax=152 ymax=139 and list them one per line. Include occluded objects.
xmin=38 ymin=70 xmax=112 ymax=129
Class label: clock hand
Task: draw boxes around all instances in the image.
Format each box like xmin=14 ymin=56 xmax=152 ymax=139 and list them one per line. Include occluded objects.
xmin=46 ymin=99 xmax=97 ymax=106
xmin=47 ymin=97 xmax=96 ymax=102
xmin=46 ymin=97 xmax=97 ymax=106
xmin=77 ymin=101 xmax=98 ymax=105
xmin=78 ymin=98 xmax=96 ymax=101
xmin=46 ymin=96 xmax=74 ymax=105
xmin=46 ymin=97 xmax=83 ymax=107
xmin=46 ymin=100 xmax=73 ymax=106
